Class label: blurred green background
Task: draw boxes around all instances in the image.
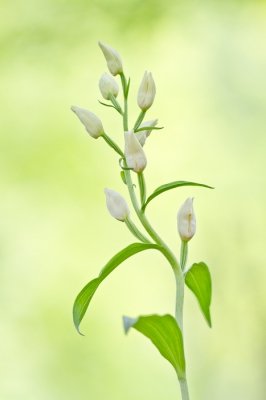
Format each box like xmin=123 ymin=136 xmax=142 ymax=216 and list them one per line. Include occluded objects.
xmin=1 ymin=0 xmax=266 ymax=399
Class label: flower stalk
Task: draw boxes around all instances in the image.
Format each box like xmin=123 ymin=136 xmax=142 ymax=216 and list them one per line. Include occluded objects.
xmin=102 ymin=133 xmax=124 ymax=157
xmin=120 ymin=73 xmax=129 ymax=131
xmin=134 ymin=110 xmax=146 ymax=131
xmin=109 ymin=93 xmax=123 ymax=115
xmin=180 ymin=241 xmax=188 ymax=271
xmin=137 ymin=172 xmax=147 ymax=207
xmin=125 ymin=217 xmax=151 ymax=244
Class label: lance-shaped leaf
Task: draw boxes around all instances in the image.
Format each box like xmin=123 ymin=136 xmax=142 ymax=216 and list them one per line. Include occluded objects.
xmin=185 ymin=262 xmax=212 ymax=327
xmin=142 ymin=181 xmax=214 ymax=212
xmin=123 ymin=314 xmax=186 ymax=380
xmin=73 ymin=243 xmax=164 ymax=335
xmin=134 ymin=126 xmax=163 ymax=133
xmin=98 ymin=100 xmax=116 ymax=109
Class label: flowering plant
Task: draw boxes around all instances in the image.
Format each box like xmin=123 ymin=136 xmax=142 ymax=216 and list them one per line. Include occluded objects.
xmin=71 ymin=40 xmax=214 ymax=400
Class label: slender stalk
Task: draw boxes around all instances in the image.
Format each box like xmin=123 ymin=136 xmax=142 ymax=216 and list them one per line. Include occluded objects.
xmin=102 ymin=133 xmax=124 ymax=157
xmin=124 ymin=166 xmax=185 ymax=330
xmin=134 ymin=110 xmax=146 ymax=130
xmin=124 ymin=169 xmax=163 ymax=244
xmin=109 ymin=93 xmax=123 ymax=115
xmin=179 ymin=380 xmax=190 ymax=400
xmin=137 ymin=172 xmax=147 ymax=207
xmin=120 ymin=73 xmax=128 ymax=131
xmin=125 ymin=217 xmax=151 ymax=244
xmin=180 ymin=241 xmax=188 ymax=271
xmin=174 ymin=272 xmax=185 ymax=333
xmin=124 ymin=96 xmax=128 ymax=131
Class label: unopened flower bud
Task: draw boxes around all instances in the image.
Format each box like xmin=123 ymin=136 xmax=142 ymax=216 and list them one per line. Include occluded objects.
xmin=124 ymin=130 xmax=147 ymax=173
xmin=135 ymin=119 xmax=158 ymax=146
xmin=177 ymin=198 xmax=196 ymax=242
xmin=98 ymin=41 xmax=123 ymax=76
xmin=104 ymin=188 xmax=130 ymax=222
xmin=137 ymin=72 xmax=156 ymax=110
xmin=99 ymin=73 xmax=119 ymax=100
xmin=71 ymin=106 xmax=104 ymax=139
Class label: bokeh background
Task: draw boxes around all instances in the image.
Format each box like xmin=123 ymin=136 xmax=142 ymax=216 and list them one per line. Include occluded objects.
xmin=1 ymin=0 xmax=266 ymax=399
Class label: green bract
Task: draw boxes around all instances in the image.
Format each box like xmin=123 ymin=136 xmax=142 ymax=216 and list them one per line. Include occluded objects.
xmin=185 ymin=262 xmax=212 ymax=327
xmin=124 ymin=314 xmax=186 ymax=380
xmin=141 ymin=180 xmax=214 ymax=212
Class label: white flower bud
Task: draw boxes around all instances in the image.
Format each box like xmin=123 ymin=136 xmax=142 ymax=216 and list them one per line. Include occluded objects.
xmin=124 ymin=130 xmax=147 ymax=173
xmin=177 ymin=198 xmax=196 ymax=242
xmin=98 ymin=41 xmax=123 ymax=76
xmin=135 ymin=119 xmax=158 ymax=146
xmin=71 ymin=106 xmax=104 ymax=139
xmin=99 ymin=73 xmax=119 ymax=100
xmin=104 ymin=188 xmax=130 ymax=222
xmin=137 ymin=72 xmax=156 ymax=110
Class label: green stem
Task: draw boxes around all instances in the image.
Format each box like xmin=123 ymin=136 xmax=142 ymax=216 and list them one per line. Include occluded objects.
xmin=102 ymin=133 xmax=124 ymax=157
xmin=180 ymin=241 xmax=188 ymax=271
xmin=123 ymin=166 xmax=184 ymax=330
xmin=137 ymin=172 xmax=146 ymax=207
xmin=120 ymin=73 xmax=128 ymax=131
xmin=125 ymin=217 xmax=151 ymax=244
xmin=109 ymin=93 xmax=123 ymax=115
xmin=124 ymin=98 xmax=128 ymax=130
xmin=179 ymin=380 xmax=190 ymax=400
xmin=174 ymin=272 xmax=185 ymax=333
xmin=124 ymin=169 xmax=162 ymax=244
xmin=134 ymin=110 xmax=146 ymax=131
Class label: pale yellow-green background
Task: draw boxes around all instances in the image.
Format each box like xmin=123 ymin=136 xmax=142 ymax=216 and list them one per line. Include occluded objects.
xmin=1 ymin=0 xmax=266 ymax=399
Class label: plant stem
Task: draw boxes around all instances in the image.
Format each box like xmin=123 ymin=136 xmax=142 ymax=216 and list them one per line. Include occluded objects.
xmin=124 ymin=167 xmax=185 ymax=329
xmin=120 ymin=73 xmax=128 ymax=131
xmin=102 ymin=133 xmax=124 ymax=157
xmin=179 ymin=380 xmax=190 ymax=400
xmin=137 ymin=171 xmax=146 ymax=207
xmin=174 ymin=272 xmax=185 ymax=333
xmin=180 ymin=241 xmax=188 ymax=271
xmin=124 ymin=97 xmax=128 ymax=131
xmin=109 ymin=93 xmax=123 ymax=115
xmin=125 ymin=217 xmax=151 ymax=244
xmin=134 ymin=110 xmax=146 ymax=130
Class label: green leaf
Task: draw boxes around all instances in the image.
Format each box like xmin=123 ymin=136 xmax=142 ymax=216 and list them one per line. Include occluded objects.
xmin=125 ymin=77 xmax=131 ymax=98
xmin=102 ymin=134 xmax=124 ymax=157
xmin=98 ymin=100 xmax=116 ymax=109
xmin=185 ymin=262 xmax=212 ymax=327
xmin=142 ymin=180 xmax=214 ymax=212
xmin=134 ymin=126 xmax=164 ymax=133
xmin=73 ymin=243 xmax=164 ymax=335
xmin=137 ymin=171 xmax=146 ymax=207
xmin=134 ymin=110 xmax=146 ymax=131
xmin=123 ymin=314 xmax=186 ymax=380
xmin=120 ymin=171 xmax=127 ymax=185
xmin=119 ymin=157 xmax=134 ymax=171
